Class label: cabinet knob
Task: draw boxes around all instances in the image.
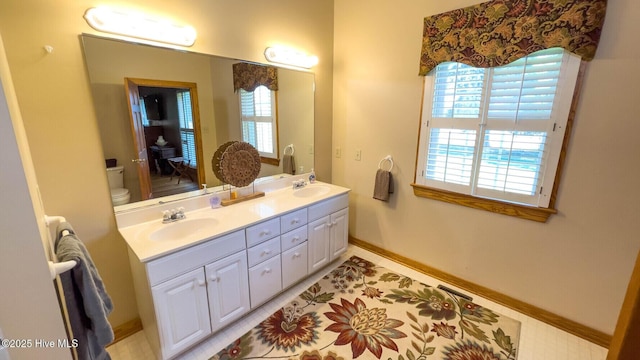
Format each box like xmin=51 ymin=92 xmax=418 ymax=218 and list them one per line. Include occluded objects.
xmin=326 ymin=222 xmax=333 ymax=228
xmin=263 ymin=268 xmax=272 ymax=274
xmin=209 ymin=275 xmax=218 ymax=282
xmin=197 ymin=280 xmax=206 ymax=287
xmin=293 ymin=252 xmax=301 ymax=258
xmin=292 ymin=236 xmax=299 ymax=242
xmin=332 ymin=221 xmax=338 ymax=226
xmin=261 ymin=249 xmax=272 ymax=256
xmin=291 ymin=218 xmax=299 ymax=224
xmin=261 ymin=229 xmax=271 ymax=236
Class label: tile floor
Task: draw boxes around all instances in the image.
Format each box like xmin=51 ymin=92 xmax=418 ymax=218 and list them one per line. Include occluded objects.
xmin=106 ymin=245 xmax=609 ymax=360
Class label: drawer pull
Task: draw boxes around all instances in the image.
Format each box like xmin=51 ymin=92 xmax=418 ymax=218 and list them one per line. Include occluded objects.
xmin=260 ymin=229 xmax=272 ymax=236
xmin=293 ymin=252 xmax=301 ymax=258
xmin=263 ymin=268 xmax=272 ymax=275
xmin=291 ymin=218 xmax=299 ymax=224
xmin=261 ymin=249 xmax=272 ymax=256
xmin=292 ymin=236 xmax=300 ymax=242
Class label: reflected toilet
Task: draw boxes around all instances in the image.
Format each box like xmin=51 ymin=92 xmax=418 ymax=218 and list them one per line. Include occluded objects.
xmin=106 ymin=165 xmax=131 ymax=205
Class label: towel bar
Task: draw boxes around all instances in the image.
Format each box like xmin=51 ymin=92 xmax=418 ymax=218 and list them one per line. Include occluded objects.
xmin=48 ymin=260 xmax=77 ymax=279
xmin=45 ymin=215 xmax=77 ymax=279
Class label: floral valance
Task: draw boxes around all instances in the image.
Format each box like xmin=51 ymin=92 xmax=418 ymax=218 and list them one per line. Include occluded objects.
xmin=418 ymin=0 xmax=608 ymax=75
xmin=232 ymin=62 xmax=279 ymax=92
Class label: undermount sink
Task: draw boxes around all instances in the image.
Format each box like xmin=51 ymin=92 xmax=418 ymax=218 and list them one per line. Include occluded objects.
xmin=149 ymin=218 xmax=219 ymax=241
xmin=293 ymin=185 xmax=330 ymax=198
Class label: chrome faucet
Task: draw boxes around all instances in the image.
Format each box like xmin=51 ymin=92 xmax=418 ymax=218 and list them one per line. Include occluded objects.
xmin=292 ymin=179 xmax=307 ymax=189
xmin=162 ymin=207 xmax=186 ymax=223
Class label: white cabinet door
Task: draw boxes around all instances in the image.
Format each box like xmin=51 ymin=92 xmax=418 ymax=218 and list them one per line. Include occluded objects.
xmin=205 ymin=251 xmax=250 ymax=332
xmin=249 ymin=255 xmax=282 ymax=308
xmin=330 ymin=208 xmax=349 ymax=260
xmin=152 ymin=268 xmax=211 ymax=359
xmin=307 ymin=216 xmax=330 ymax=273
xmin=281 ymin=242 xmax=308 ymax=289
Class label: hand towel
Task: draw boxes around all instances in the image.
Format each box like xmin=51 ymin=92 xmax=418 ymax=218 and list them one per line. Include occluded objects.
xmin=373 ymin=169 xmax=394 ymax=201
xmin=55 ymin=222 xmax=114 ymax=360
xmin=283 ymin=154 xmax=296 ymax=175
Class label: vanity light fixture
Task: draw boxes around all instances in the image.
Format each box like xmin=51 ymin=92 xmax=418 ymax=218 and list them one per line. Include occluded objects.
xmin=84 ymin=7 xmax=197 ymax=47
xmin=264 ymin=47 xmax=318 ymax=69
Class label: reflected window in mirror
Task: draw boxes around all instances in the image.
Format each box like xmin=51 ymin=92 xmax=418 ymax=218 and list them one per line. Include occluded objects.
xmin=240 ymin=85 xmax=279 ymax=165
xmin=177 ymin=91 xmax=197 ymax=166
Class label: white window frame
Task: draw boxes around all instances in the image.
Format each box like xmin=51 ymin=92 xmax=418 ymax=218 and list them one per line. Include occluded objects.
xmin=415 ymin=48 xmax=582 ymax=208
xmin=238 ymin=86 xmax=278 ymax=160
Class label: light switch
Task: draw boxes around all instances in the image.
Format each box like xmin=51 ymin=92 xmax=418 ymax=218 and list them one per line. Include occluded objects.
xmin=355 ymin=149 xmax=362 ymax=161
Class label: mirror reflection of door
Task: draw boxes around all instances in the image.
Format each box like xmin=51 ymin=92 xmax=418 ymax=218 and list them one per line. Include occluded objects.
xmin=124 ymin=78 xmax=205 ymax=199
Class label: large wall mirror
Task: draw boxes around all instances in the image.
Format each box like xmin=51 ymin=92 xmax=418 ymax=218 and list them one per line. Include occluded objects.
xmin=81 ymin=34 xmax=315 ymax=209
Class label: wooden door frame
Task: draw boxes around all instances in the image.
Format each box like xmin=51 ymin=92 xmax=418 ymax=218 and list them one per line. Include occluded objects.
xmin=124 ymin=78 xmax=205 ymax=197
xmin=607 ymin=249 xmax=640 ymax=359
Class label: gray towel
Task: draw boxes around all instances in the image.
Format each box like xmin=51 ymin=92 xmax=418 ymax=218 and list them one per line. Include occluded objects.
xmin=373 ymin=169 xmax=394 ymax=201
xmin=283 ymin=154 xmax=296 ymax=175
xmin=55 ymin=222 xmax=114 ymax=360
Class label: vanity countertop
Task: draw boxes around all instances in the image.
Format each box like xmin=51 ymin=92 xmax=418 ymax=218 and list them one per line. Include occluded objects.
xmin=118 ymin=181 xmax=350 ymax=263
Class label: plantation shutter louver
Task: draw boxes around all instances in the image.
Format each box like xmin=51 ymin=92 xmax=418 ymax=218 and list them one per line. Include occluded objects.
xmin=177 ymin=90 xmax=196 ymax=165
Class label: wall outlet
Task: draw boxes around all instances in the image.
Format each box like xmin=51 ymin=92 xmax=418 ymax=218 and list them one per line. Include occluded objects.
xmin=355 ymin=149 xmax=362 ymax=161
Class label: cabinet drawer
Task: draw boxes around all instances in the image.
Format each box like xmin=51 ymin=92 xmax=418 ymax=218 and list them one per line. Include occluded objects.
xmin=307 ymin=193 xmax=349 ymax=222
xmin=280 ymin=208 xmax=307 ymax=233
xmin=249 ymin=255 xmax=282 ymax=308
xmin=280 ymin=225 xmax=307 ymax=252
xmin=282 ymin=242 xmax=308 ymax=289
xmin=246 ymin=218 xmax=280 ymax=247
xmin=247 ymin=236 xmax=281 ymax=267
xmin=147 ymin=230 xmax=245 ymax=286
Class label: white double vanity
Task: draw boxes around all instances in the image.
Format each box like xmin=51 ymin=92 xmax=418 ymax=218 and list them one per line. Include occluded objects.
xmin=116 ymin=178 xmax=350 ymax=359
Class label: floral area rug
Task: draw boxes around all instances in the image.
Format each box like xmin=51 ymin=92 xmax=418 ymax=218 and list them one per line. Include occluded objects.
xmin=211 ymin=255 xmax=520 ymax=360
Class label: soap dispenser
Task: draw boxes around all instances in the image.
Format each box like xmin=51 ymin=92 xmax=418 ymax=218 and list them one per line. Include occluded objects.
xmin=309 ymin=168 xmax=316 ymax=183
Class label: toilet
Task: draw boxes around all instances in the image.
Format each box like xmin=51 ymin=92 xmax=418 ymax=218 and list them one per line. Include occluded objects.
xmin=106 ymin=165 xmax=131 ymax=205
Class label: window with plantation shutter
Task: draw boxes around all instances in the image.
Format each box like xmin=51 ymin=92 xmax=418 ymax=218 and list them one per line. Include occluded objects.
xmin=415 ymin=48 xmax=582 ymax=208
xmin=239 ymin=85 xmax=278 ymax=159
xmin=177 ymin=90 xmax=197 ymax=166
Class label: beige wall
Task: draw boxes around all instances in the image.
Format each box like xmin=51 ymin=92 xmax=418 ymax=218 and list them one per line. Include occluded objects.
xmin=275 ymin=69 xmax=315 ymax=175
xmin=333 ymin=0 xmax=640 ymax=335
xmin=0 ymin=0 xmax=334 ymax=327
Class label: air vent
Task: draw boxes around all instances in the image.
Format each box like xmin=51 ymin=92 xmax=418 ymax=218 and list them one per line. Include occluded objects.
xmin=437 ymin=285 xmax=473 ymax=301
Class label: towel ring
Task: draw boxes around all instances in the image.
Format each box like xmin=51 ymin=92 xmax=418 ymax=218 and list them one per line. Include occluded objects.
xmin=378 ymin=155 xmax=394 ymax=172
xmin=284 ymin=144 xmax=295 ymax=155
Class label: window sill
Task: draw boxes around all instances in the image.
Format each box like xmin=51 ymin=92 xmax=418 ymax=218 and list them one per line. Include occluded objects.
xmin=410 ymin=183 xmax=557 ymax=222
xmin=260 ymin=157 xmax=280 ymax=166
